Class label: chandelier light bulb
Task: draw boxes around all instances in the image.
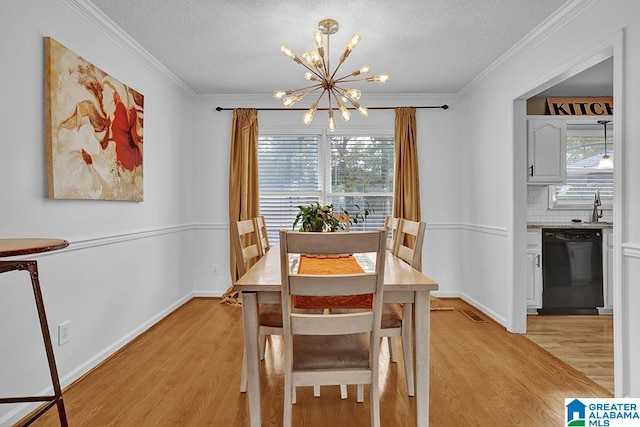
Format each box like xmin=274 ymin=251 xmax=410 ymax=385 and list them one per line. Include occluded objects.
xmin=339 ymin=105 xmax=351 ymax=121
xmin=357 ymin=105 xmax=369 ymax=117
xmin=303 ymin=106 xmax=317 ymax=124
xmin=283 ymin=93 xmax=304 ymax=107
xmin=347 ymin=33 xmax=361 ymax=50
xmin=328 ymin=110 xmax=336 ymax=131
xmin=313 ymin=30 xmax=325 ymax=57
xmin=366 ymin=73 xmax=390 ymax=83
xmin=304 ymin=72 xmax=318 ymax=81
xmin=352 ymin=64 xmax=371 ymax=76
xmin=281 ymin=45 xmax=302 ymax=64
xmin=273 ymin=89 xmax=292 ymax=99
xmin=344 ymin=88 xmax=362 ymax=100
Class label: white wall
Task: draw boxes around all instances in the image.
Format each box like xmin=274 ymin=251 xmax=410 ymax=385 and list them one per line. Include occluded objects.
xmin=0 ymin=1 xmax=198 ymax=423
xmin=188 ymin=93 xmax=463 ymax=297
xmin=456 ymin=0 xmax=640 ymax=396
xmin=3 ymin=1 xmax=639 ymax=425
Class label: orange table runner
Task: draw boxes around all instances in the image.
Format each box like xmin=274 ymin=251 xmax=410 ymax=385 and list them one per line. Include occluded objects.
xmin=293 ymin=255 xmax=373 ymax=309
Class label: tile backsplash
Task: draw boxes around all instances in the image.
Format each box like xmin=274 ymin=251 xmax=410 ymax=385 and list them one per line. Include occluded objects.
xmin=527 ymin=185 xmax=613 ymax=223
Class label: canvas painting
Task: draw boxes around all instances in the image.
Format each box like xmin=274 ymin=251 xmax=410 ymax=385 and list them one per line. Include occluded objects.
xmin=45 ymin=37 xmax=144 ymax=201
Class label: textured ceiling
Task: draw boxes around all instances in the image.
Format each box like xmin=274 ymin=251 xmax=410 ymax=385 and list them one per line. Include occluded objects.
xmin=88 ymin=0 xmax=572 ymax=95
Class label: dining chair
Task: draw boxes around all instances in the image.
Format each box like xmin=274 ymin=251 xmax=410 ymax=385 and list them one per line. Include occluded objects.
xmin=254 ymin=215 xmax=271 ymax=255
xmin=232 ymin=218 xmax=282 ymax=392
xmin=383 ymin=216 xmax=400 ymax=252
xmin=332 ymin=213 xmax=351 ymax=231
xmin=394 ymin=218 xmax=427 ymax=271
xmin=380 ymin=218 xmax=427 ymax=396
xmin=279 ymin=229 xmax=386 ymax=427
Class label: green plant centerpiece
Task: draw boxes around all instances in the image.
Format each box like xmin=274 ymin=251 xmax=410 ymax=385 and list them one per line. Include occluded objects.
xmin=292 ymin=202 xmax=373 ymax=232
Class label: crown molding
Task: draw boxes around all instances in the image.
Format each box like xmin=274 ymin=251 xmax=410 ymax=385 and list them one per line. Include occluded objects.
xmin=457 ymin=0 xmax=599 ymax=98
xmin=61 ymin=0 xmax=197 ymax=99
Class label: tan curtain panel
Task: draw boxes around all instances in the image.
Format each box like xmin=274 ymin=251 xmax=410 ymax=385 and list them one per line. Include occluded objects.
xmin=228 ymin=108 xmax=260 ymax=283
xmin=394 ymin=107 xmax=422 ymax=269
xmin=393 ymin=107 xmax=421 ymax=222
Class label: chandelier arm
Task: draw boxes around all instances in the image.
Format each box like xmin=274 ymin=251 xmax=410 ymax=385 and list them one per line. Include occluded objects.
xmin=334 ymin=77 xmax=371 ymax=84
xmin=310 ymin=89 xmax=328 ymax=110
xmin=329 ymin=57 xmax=349 ymax=82
xmin=287 ymin=84 xmax=324 ymax=95
xmin=298 ymin=61 xmax=325 ymax=80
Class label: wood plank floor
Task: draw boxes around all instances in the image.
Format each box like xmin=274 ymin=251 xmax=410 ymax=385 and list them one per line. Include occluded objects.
xmin=525 ymin=313 xmax=614 ymax=394
xmin=28 ymin=298 xmax=612 ymax=426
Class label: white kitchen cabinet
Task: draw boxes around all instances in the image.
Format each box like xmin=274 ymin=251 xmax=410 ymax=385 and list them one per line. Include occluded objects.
xmin=526 ymin=229 xmax=542 ymax=312
xmin=527 ymin=118 xmax=566 ymax=184
xmin=600 ymin=228 xmax=613 ymax=314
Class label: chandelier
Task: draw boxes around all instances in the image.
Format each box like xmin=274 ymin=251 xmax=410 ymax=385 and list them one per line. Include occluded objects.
xmin=273 ymin=18 xmax=389 ymax=131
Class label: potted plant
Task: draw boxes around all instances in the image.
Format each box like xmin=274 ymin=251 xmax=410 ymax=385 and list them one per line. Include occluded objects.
xmin=292 ymin=202 xmax=373 ymax=232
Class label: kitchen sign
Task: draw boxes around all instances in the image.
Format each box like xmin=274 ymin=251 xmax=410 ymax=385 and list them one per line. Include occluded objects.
xmin=547 ymin=97 xmax=613 ymax=116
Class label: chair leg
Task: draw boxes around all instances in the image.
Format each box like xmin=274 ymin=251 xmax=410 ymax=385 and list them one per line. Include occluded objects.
xmin=402 ymin=304 xmax=415 ymax=396
xmin=240 ymin=348 xmax=247 ymax=392
xmin=284 ymin=385 xmax=293 ymax=427
xmin=340 ymin=384 xmax=348 ymax=399
xmin=357 ymin=384 xmax=364 ymax=403
xmin=259 ymin=334 xmax=267 ymax=360
xmin=370 ymin=381 xmax=380 ymax=427
xmin=387 ymin=336 xmax=398 ymax=362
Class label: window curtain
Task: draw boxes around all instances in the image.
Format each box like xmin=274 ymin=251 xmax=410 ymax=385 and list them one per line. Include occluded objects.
xmin=228 ymin=108 xmax=260 ymax=284
xmin=394 ymin=107 xmax=422 ymax=269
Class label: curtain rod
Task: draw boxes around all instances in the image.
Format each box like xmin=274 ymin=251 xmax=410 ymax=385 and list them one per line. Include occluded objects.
xmin=215 ymin=105 xmax=448 ymax=112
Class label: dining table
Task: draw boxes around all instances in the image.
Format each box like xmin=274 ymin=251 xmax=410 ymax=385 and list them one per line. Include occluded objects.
xmin=234 ymin=245 xmax=439 ymax=426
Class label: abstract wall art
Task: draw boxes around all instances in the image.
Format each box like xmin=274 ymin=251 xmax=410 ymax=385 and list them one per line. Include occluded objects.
xmin=45 ymin=37 xmax=144 ymax=201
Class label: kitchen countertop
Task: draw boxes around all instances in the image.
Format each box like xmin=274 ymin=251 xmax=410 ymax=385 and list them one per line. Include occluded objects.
xmin=527 ymin=222 xmax=613 ymax=229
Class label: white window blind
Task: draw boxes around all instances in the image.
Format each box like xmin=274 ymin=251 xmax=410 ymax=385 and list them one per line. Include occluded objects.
xmin=551 ymin=124 xmax=613 ymax=208
xmin=258 ymin=134 xmax=394 ymax=243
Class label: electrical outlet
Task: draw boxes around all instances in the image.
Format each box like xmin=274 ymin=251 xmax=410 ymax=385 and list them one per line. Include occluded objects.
xmin=212 ymin=264 xmax=219 ymax=276
xmin=58 ymin=321 xmax=70 ymax=346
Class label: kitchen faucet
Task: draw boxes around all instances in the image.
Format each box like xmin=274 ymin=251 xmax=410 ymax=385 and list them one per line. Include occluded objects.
xmin=591 ymin=190 xmax=603 ymax=222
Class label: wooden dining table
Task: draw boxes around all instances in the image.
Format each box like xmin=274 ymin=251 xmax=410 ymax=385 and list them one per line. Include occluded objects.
xmin=234 ymin=246 xmax=439 ymax=426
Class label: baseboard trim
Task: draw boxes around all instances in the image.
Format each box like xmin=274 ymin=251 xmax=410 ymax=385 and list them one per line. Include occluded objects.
xmin=459 ymin=292 xmax=508 ymax=327
xmin=0 ymin=292 xmax=194 ymax=427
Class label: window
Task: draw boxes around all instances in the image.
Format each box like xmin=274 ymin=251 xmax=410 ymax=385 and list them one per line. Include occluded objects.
xmin=258 ymin=132 xmax=394 ymax=243
xmin=550 ymin=123 xmax=613 ymax=208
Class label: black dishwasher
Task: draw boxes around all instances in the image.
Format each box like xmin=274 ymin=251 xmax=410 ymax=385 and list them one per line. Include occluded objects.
xmin=538 ymin=229 xmax=604 ymax=315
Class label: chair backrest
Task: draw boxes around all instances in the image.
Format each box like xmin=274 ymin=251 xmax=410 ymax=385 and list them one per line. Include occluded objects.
xmin=254 ymin=215 xmax=271 ymax=254
xmin=279 ymin=229 xmax=386 ymax=343
xmin=332 ymin=213 xmax=350 ymax=231
xmin=231 ymin=219 xmax=262 ymax=278
xmin=394 ymin=218 xmax=426 ymax=271
xmin=384 ymin=216 xmax=400 ymax=252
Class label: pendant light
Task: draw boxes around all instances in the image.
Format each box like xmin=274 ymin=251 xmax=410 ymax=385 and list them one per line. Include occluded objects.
xmin=597 ymin=120 xmax=613 ymax=169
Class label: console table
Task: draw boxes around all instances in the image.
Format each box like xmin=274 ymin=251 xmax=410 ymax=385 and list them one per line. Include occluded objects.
xmin=0 ymin=238 xmax=69 ymax=426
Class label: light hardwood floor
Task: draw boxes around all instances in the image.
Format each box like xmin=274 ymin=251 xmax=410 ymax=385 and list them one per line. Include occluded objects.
xmin=525 ymin=313 xmax=614 ymax=394
xmin=27 ymin=298 xmax=612 ymax=426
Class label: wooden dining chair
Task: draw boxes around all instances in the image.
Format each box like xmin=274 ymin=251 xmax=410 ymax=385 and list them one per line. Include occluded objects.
xmin=380 ymin=218 xmax=427 ymax=396
xmin=254 ymin=215 xmax=271 ymax=255
xmin=332 ymin=213 xmax=350 ymax=231
xmin=279 ymin=229 xmax=386 ymax=427
xmin=232 ymin=218 xmax=282 ymax=392
xmin=394 ymin=218 xmax=427 ymax=272
xmin=383 ymin=216 xmax=400 ymax=252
